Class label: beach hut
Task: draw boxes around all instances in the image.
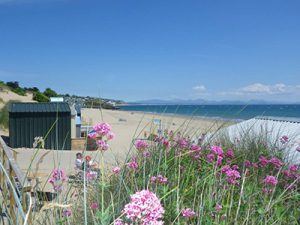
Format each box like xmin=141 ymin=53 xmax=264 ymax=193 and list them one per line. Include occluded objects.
xmin=208 ymin=116 xmax=300 ymax=164
xmin=9 ymin=102 xmax=71 ymax=150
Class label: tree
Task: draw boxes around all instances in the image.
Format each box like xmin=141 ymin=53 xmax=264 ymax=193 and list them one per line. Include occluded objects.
xmin=33 ymin=92 xmax=49 ymax=102
xmin=43 ymin=88 xmax=58 ymax=98
xmin=6 ymin=81 xmax=19 ymax=89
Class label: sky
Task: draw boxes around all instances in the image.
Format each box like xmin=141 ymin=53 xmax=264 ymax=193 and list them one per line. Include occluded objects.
xmin=0 ymin=0 xmax=300 ymax=102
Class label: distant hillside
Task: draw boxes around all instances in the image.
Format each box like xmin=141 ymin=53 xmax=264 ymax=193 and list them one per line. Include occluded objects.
xmin=0 ymin=80 xmax=125 ymax=110
xmin=130 ymin=98 xmax=299 ymax=105
xmin=0 ymin=82 xmax=35 ymax=109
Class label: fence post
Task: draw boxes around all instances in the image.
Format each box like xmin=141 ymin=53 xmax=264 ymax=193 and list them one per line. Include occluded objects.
xmin=9 ymin=164 xmax=16 ymax=224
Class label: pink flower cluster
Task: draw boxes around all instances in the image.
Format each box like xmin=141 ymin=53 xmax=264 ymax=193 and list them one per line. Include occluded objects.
xmin=127 ymin=157 xmax=139 ymax=170
xmin=177 ymin=137 xmax=189 ymax=149
xmin=62 ymin=208 xmax=71 ymax=217
xmin=123 ymin=190 xmax=165 ymax=224
xmin=259 ymin=156 xmax=283 ymax=169
xmin=263 ymin=175 xmax=278 ymax=186
xmin=151 ymin=175 xmax=168 ymax=184
xmin=96 ymin=139 xmax=109 ymax=151
xmin=93 ymin=122 xmax=112 ymax=136
xmin=48 ymin=168 xmax=67 ymax=192
xmin=262 ymin=175 xmax=278 ymax=193
xmin=88 ymin=122 xmax=115 ymax=151
xmin=181 ymin=208 xmax=196 ymax=218
xmin=112 ymin=166 xmax=121 ymax=174
xmin=225 ymin=168 xmax=241 ymax=185
xmin=134 ymin=139 xmax=149 ymax=151
xmin=188 ymin=144 xmax=201 ymax=159
xmin=90 ymin=202 xmax=98 ymax=209
xmin=207 ymin=145 xmax=228 ymax=166
xmin=282 ymin=164 xmax=299 ymax=181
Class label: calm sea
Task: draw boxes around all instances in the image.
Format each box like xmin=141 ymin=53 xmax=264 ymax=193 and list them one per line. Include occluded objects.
xmin=119 ymin=105 xmax=300 ymax=121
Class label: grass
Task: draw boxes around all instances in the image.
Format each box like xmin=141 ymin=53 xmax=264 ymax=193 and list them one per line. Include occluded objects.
xmin=1 ymin=117 xmax=300 ymax=225
xmin=0 ymin=100 xmax=16 ymax=129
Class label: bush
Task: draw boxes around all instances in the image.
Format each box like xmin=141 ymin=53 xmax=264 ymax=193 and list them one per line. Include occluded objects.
xmin=0 ymin=101 xmax=15 ymax=129
xmin=6 ymin=81 xmax=19 ymax=89
xmin=33 ymin=92 xmax=50 ymax=102
xmin=43 ymin=88 xmax=58 ymax=98
xmin=11 ymin=87 xmax=26 ymax=96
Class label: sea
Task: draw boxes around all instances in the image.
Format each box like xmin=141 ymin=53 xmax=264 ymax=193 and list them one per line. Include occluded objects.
xmin=119 ymin=104 xmax=300 ymax=121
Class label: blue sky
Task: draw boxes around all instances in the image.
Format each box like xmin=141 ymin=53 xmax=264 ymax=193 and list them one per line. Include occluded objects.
xmin=0 ymin=0 xmax=300 ymax=102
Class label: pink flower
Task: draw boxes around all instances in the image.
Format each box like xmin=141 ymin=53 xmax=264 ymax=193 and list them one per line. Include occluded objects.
xmin=190 ymin=144 xmax=201 ymax=152
xmin=123 ymin=190 xmax=164 ymax=224
xmin=162 ymin=138 xmax=170 ymax=148
xmin=216 ymin=156 xmax=223 ymax=166
xmin=62 ymin=208 xmax=71 ymax=217
xmin=215 ymin=204 xmax=222 ymax=212
xmin=225 ymin=168 xmax=241 ymax=185
xmin=177 ymin=138 xmax=188 ymax=149
xmin=244 ymin=160 xmax=252 ymax=168
xmin=263 ymin=175 xmax=278 ymax=186
xmin=259 ymin=156 xmax=269 ymax=167
xmin=107 ymin=132 xmax=115 ymax=140
xmin=96 ymin=140 xmax=109 ymax=151
xmin=232 ymin=165 xmax=239 ymax=170
xmin=280 ymin=135 xmax=289 ymax=144
xmin=262 ymin=188 xmax=272 ymax=194
xmin=207 ymin=154 xmax=214 ymax=162
xmin=113 ymin=219 xmax=124 ymax=225
xmin=221 ymin=165 xmax=231 ymax=173
xmin=211 ymin=146 xmax=224 ymax=156
xmin=283 ymin=170 xmax=291 ymax=178
xmin=48 ymin=168 xmax=67 ymax=192
xmin=151 ymin=176 xmax=157 ymax=183
xmin=90 ymin=202 xmax=98 ymax=209
xmin=181 ymin=208 xmax=196 ymax=218
xmin=157 ymin=175 xmax=168 ymax=184
xmin=288 ymin=164 xmax=298 ymax=172
xmin=134 ymin=139 xmax=149 ymax=151
xmin=93 ymin=122 xmax=112 ymax=136
xmin=269 ymin=157 xmax=283 ymax=169
xmin=143 ymin=151 xmax=151 ymax=158
xmin=112 ymin=166 xmax=121 ymax=174
xmin=127 ymin=161 xmax=139 ymax=170
xmin=86 ymin=171 xmax=97 ymax=180
xmin=225 ymin=149 xmax=234 ymax=158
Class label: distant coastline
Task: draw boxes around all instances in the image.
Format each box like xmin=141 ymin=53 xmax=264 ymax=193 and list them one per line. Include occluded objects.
xmin=119 ymin=104 xmax=300 ymax=120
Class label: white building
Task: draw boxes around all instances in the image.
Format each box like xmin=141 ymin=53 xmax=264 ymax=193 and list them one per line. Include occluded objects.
xmin=207 ymin=116 xmax=300 ymax=164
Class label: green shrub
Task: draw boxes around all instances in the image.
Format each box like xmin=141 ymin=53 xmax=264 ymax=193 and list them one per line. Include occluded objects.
xmin=33 ymin=92 xmax=50 ymax=102
xmin=11 ymin=87 xmax=26 ymax=96
xmin=43 ymin=88 xmax=58 ymax=98
xmin=0 ymin=101 xmax=15 ymax=129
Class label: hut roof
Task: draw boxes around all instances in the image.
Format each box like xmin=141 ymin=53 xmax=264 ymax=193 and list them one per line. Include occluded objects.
xmin=9 ymin=102 xmax=70 ymax=113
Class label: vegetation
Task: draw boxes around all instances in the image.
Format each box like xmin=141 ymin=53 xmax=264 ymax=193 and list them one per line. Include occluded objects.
xmin=25 ymin=122 xmax=299 ymax=225
xmin=0 ymin=101 xmax=16 ymax=129
xmin=43 ymin=88 xmax=58 ymax=98
xmin=33 ymin=91 xmax=50 ymax=102
xmin=0 ymin=80 xmax=124 ymax=106
xmin=5 ymin=81 xmax=27 ymax=96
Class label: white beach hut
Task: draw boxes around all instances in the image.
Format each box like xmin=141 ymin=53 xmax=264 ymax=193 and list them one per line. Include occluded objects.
xmin=207 ymin=116 xmax=300 ymax=164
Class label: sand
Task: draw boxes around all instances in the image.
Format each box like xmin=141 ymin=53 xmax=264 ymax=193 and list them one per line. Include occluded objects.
xmin=0 ymin=87 xmax=35 ymax=109
xmin=9 ymin=108 xmax=229 ymax=192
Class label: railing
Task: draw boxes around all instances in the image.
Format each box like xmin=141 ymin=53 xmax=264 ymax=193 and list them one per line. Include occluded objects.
xmin=0 ymin=136 xmax=32 ymax=225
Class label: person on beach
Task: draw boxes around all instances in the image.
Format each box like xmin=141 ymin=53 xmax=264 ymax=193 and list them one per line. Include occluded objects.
xmin=75 ymin=153 xmax=83 ymax=170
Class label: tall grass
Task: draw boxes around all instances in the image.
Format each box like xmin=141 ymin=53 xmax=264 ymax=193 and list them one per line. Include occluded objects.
xmin=3 ymin=117 xmax=300 ymax=225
